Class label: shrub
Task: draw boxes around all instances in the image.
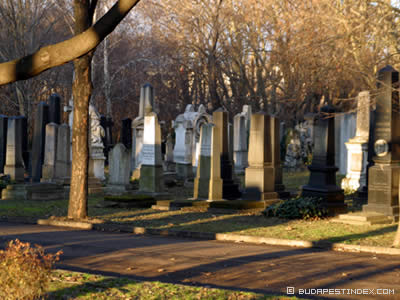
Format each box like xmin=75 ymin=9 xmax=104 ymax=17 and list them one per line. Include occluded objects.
xmin=264 ymin=197 xmax=328 ymax=220
xmin=0 ymin=239 xmax=62 ymax=300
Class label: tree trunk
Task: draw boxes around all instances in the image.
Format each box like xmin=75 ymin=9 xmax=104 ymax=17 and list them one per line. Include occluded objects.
xmin=68 ymin=0 xmax=94 ymax=220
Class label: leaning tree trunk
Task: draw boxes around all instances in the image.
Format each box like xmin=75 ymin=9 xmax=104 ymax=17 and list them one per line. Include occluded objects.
xmin=68 ymin=0 xmax=94 ymax=220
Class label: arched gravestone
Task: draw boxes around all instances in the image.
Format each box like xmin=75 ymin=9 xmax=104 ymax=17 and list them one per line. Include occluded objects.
xmin=363 ymin=66 xmax=400 ymax=220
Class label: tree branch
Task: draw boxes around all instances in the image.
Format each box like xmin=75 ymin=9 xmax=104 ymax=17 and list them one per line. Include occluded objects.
xmin=0 ymin=0 xmax=141 ymax=85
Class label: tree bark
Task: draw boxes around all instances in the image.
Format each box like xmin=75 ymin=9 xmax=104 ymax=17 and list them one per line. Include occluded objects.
xmin=0 ymin=0 xmax=141 ymax=86
xmin=67 ymin=0 xmax=94 ymax=220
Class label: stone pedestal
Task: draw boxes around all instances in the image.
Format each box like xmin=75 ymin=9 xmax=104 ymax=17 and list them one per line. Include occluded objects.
xmin=301 ymin=106 xmax=346 ymax=215
xmin=363 ymin=66 xmax=400 ymax=220
xmin=341 ymin=141 xmax=368 ymax=191
xmin=208 ymin=125 xmax=223 ymax=201
xmin=89 ymin=145 xmax=106 ymax=181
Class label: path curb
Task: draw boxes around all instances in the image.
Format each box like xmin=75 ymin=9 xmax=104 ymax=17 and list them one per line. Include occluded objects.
xmin=4 ymin=217 xmax=400 ymax=256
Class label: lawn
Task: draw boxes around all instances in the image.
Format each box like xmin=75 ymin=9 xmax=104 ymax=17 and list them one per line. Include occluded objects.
xmin=46 ymin=269 xmax=303 ymax=300
xmin=0 ymin=170 xmax=397 ymax=248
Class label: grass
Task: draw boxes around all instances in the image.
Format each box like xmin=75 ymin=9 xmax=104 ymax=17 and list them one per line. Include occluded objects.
xmin=0 ymin=171 xmax=397 ymax=248
xmin=46 ymin=269 xmax=303 ymax=299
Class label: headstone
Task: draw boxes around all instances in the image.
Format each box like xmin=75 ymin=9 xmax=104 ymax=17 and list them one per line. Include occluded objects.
xmin=364 ymin=66 xmax=400 ymax=220
xmin=335 ymin=113 xmax=356 ymax=174
xmin=233 ymin=113 xmax=248 ymax=174
xmin=131 ymin=83 xmax=155 ymax=179
xmin=121 ymin=118 xmax=132 ymax=149
xmin=88 ymin=104 xmax=106 ymax=181
xmin=139 ymin=108 xmax=164 ymax=193
xmin=301 ymin=105 xmax=346 ymax=215
xmin=164 ymin=131 xmax=175 ymax=172
xmin=106 ymin=143 xmax=131 ymax=194
xmin=18 ymin=116 xmax=29 ymax=174
xmin=0 ymin=115 xmax=8 ymax=173
xmin=55 ymin=124 xmax=71 ymax=181
xmin=48 ymin=93 xmax=61 ymax=124
xmin=3 ymin=118 xmax=24 ymax=182
xmin=243 ymin=113 xmax=286 ymax=202
xmin=173 ymin=122 xmax=193 ymax=179
xmin=41 ymin=123 xmax=58 ymax=182
xmin=194 ymin=123 xmax=213 ymax=199
xmin=31 ymin=102 xmax=49 ymax=182
xmin=100 ymin=115 xmax=114 ymax=164
xmin=208 ymin=123 xmax=223 ymax=200
xmin=341 ymin=91 xmax=370 ymax=194
xmin=212 ymin=109 xmax=241 ymax=199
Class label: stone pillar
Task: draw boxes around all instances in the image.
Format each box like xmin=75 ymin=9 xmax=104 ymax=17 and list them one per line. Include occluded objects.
xmin=48 ymin=93 xmax=61 ymax=124
xmin=301 ymin=106 xmax=346 ymax=215
xmin=31 ymin=102 xmax=49 ymax=182
xmin=212 ymin=109 xmax=241 ymax=199
xmin=106 ymin=143 xmax=131 ymax=194
xmin=164 ymin=132 xmax=175 ymax=172
xmin=0 ymin=115 xmax=8 ymax=174
xmin=55 ymin=124 xmax=71 ymax=181
xmin=270 ymin=116 xmax=288 ymax=197
xmin=341 ymin=91 xmax=370 ymax=194
xmin=41 ymin=123 xmax=58 ymax=182
xmin=194 ymin=123 xmax=212 ymax=199
xmin=139 ymin=109 xmax=163 ymax=193
xmin=208 ymin=124 xmax=223 ymax=200
xmin=121 ymin=118 xmax=132 ymax=149
xmin=244 ymin=113 xmax=282 ymax=203
xmin=364 ymin=66 xmax=400 ymax=219
xmin=3 ymin=118 xmax=24 ymax=182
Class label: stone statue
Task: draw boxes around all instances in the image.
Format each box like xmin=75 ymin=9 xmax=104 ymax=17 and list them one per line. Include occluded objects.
xmin=89 ymin=104 xmax=105 ymax=147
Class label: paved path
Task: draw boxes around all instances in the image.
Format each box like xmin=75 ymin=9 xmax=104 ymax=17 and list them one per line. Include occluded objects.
xmin=0 ymin=222 xmax=399 ymax=299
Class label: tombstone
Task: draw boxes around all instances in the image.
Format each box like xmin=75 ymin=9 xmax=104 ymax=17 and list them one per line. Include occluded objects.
xmin=131 ymin=83 xmax=155 ymax=179
xmin=121 ymin=118 xmax=132 ymax=149
xmin=100 ymin=115 xmax=114 ymax=164
xmin=106 ymin=143 xmax=131 ymax=194
xmin=243 ymin=113 xmax=287 ymax=202
xmin=139 ymin=108 xmax=164 ymax=193
xmin=341 ymin=91 xmax=371 ymax=194
xmin=31 ymin=102 xmax=49 ymax=182
xmin=335 ymin=113 xmax=356 ymax=174
xmin=164 ymin=131 xmax=175 ymax=172
xmin=41 ymin=123 xmax=58 ymax=182
xmin=208 ymin=123 xmax=223 ymax=200
xmin=55 ymin=124 xmax=71 ymax=182
xmin=48 ymin=93 xmax=61 ymax=124
xmin=212 ymin=109 xmax=241 ymax=199
xmin=3 ymin=118 xmax=24 ymax=182
xmin=364 ymin=66 xmax=400 ymax=219
xmin=88 ymin=104 xmax=106 ymax=181
xmin=233 ymin=114 xmax=248 ymax=174
xmin=193 ymin=123 xmax=213 ymax=199
xmin=301 ymin=105 xmax=346 ymax=215
xmin=18 ymin=116 xmax=29 ymax=174
xmin=0 ymin=115 xmax=8 ymax=173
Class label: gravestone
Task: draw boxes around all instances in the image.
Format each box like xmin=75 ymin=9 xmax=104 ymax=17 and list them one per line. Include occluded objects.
xmin=193 ymin=123 xmax=213 ymax=199
xmin=208 ymin=123 xmax=223 ymax=200
xmin=55 ymin=124 xmax=71 ymax=182
xmin=0 ymin=115 xmax=8 ymax=173
xmin=301 ymin=106 xmax=346 ymax=215
xmin=173 ymin=122 xmax=193 ymax=179
xmin=212 ymin=109 xmax=241 ymax=199
xmin=100 ymin=115 xmax=114 ymax=164
xmin=131 ymin=83 xmax=155 ymax=179
xmin=139 ymin=108 xmax=164 ymax=193
xmin=106 ymin=143 xmax=131 ymax=194
xmin=164 ymin=130 xmax=175 ymax=172
xmin=341 ymin=91 xmax=371 ymax=194
xmin=121 ymin=118 xmax=132 ymax=149
xmin=3 ymin=117 xmax=24 ymax=182
xmin=335 ymin=113 xmax=356 ymax=174
xmin=31 ymin=102 xmax=49 ymax=182
xmin=243 ymin=113 xmax=287 ymax=202
xmin=234 ymin=105 xmax=252 ymax=174
xmin=41 ymin=123 xmax=58 ymax=181
xmin=17 ymin=116 xmax=29 ymax=174
xmin=89 ymin=104 xmax=106 ymax=181
xmin=364 ymin=66 xmax=400 ymax=220
xmin=48 ymin=93 xmax=61 ymax=124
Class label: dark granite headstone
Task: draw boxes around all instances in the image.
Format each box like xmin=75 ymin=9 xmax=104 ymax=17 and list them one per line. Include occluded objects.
xmin=363 ymin=66 xmax=400 ymax=219
xmin=213 ymin=108 xmax=241 ymax=200
xmin=48 ymin=93 xmax=61 ymax=124
xmin=121 ymin=118 xmax=132 ymax=149
xmin=100 ymin=115 xmax=114 ymax=164
xmin=0 ymin=115 xmax=8 ymax=173
xmin=301 ymin=105 xmax=346 ymax=215
xmin=13 ymin=116 xmax=28 ymax=172
xmin=31 ymin=102 xmax=49 ymax=182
